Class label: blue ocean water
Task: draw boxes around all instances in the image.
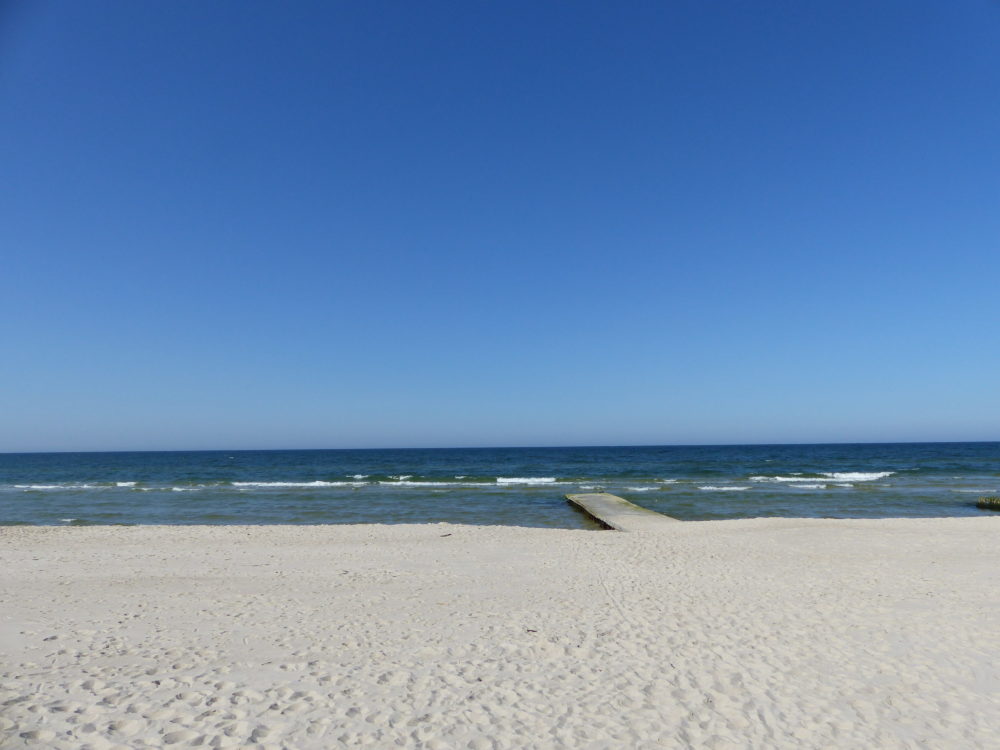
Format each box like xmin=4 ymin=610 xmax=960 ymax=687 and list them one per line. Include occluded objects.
xmin=1 ymin=443 xmax=997 ymax=528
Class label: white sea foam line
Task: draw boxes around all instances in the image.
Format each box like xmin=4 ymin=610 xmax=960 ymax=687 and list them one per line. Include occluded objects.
xmin=378 ymin=481 xmax=494 ymax=487
xmin=171 ymin=487 xmax=200 ymax=492
xmin=821 ymin=472 xmax=895 ymax=481
xmin=232 ymin=481 xmax=367 ymax=488
xmin=793 ymin=484 xmax=827 ymax=490
xmin=698 ymin=486 xmax=750 ymax=491
xmin=15 ymin=484 xmax=97 ymax=490
xmin=116 ymin=481 xmax=137 ymax=487
xmin=389 ymin=475 xmax=413 ymax=481
xmin=351 ymin=474 xmax=368 ymax=479
xmin=625 ymin=486 xmax=660 ymax=492
xmin=496 ymin=477 xmax=558 ymax=484
xmin=750 ymin=472 xmax=894 ymax=483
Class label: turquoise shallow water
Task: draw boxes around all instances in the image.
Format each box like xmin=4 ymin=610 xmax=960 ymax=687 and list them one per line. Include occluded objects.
xmin=1 ymin=443 xmax=998 ymax=528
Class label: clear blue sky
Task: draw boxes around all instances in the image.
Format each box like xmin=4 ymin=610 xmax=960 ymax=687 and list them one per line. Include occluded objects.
xmin=2 ymin=0 xmax=998 ymax=451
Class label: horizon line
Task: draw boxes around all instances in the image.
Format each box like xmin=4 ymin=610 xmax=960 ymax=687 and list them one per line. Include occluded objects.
xmin=2 ymin=438 xmax=997 ymax=456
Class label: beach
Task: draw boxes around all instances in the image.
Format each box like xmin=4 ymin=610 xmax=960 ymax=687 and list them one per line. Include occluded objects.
xmin=2 ymin=518 xmax=999 ymax=748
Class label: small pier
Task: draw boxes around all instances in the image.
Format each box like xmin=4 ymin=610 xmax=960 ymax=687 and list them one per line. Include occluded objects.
xmin=566 ymin=493 xmax=680 ymax=531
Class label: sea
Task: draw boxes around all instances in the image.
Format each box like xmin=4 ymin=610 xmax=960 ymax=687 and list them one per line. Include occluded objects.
xmin=1 ymin=443 xmax=998 ymax=528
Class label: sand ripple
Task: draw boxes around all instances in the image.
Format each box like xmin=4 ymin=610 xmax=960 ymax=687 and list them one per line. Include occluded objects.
xmin=1 ymin=519 xmax=999 ymax=748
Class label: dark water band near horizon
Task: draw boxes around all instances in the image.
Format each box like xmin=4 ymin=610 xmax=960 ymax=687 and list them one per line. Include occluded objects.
xmin=1 ymin=442 xmax=998 ymax=528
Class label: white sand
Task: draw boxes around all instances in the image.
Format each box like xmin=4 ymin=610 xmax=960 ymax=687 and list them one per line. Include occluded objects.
xmin=2 ymin=518 xmax=999 ymax=749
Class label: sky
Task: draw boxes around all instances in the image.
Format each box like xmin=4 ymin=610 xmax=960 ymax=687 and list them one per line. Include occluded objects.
xmin=2 ymin=0 xmax=999 ymax=452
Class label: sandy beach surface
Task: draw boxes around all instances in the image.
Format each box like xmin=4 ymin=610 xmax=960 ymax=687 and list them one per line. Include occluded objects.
xmin=2 ymin=518 xmax=999 ymax=749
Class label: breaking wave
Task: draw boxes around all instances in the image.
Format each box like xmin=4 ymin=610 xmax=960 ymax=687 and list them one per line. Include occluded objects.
xmin=232 ymin=481 xmax=367 ymax=488
xmin=751 ymin=471 xmax=894 ymax=483
xmin=496 ymin=477 xmax=558 ymax=484
xmin=821 ymin=472 xmax=895 ymax=481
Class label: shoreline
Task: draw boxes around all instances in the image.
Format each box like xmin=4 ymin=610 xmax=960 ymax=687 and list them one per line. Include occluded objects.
xmin=3 ymin=518 xmax=999 ymax=748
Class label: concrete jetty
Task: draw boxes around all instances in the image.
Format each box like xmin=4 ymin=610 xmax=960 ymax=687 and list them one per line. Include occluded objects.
xmin=566 ymin=492 xmax=680 ymax=531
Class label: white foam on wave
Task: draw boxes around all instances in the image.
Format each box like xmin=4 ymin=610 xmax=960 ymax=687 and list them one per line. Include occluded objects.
xmin=389 ymin=475 xmax=413 ymax=481
xmin=116 ymin=481 xmax=137 ymax=487
xmin=749 ymin=475 xmax=824 ymax=483
xmin=496 ymin=477 xmax=558 ymax=485
xmin=835 ymin=483 xmax=854 ymax=488
xmin=793 ymin=484 xmax=826 ymax=489
xmin=171 ymin=487 xmax=200 ymax=492
xmin=350 ymin=474 xmax=368 ymax=480
xmin=379 ymin=480 xmax=493 ymax=487
xmin=751 ymin=471 xmax=894 ymax=483
xmin=232 ymin=481 xmax=367 ymax=488
xmin=60 ymin=518 xmax=76 ymax=523
xmin=15 ymin=484 xmax=97 ymax=490
xmin=699 ymin=486 xmax=749 ymax=491
xmin=821 ymin=471 xmax=895 ymax=481
xmin=625 ymin=486 xmax=660 ymax=492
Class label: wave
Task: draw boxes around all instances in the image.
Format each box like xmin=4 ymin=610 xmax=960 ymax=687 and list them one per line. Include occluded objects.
xmin=12 ymin=478 xmax=574 ymax=491
xmin=698 ymin=486 xmax=749 ymax=491
xmin=625 ymin=486 xmax=660 ymax=492
xmin=821 ymin=472 xmax=895 ymax=481
xmin=379 ymin=480 xmax=494 ymax=487
xmin=496 ymin=477 xmax=558 ymax=484
xmin=792 ymin=484 xmax=826 ymax=489
xmin=14 ymin=482 xmax=139 ymax=490
xmin=15 ymin=484 xmax=99 ymax=490
xmin=385 ymin=477 xmax=564 ymax=487
xmin=750 ymin=471 xmax=894 ymax=483
xmin=232 ymin=481 xmax=367 ymax=488
xmin=350 ymin=474 xmax=368 ymax=479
